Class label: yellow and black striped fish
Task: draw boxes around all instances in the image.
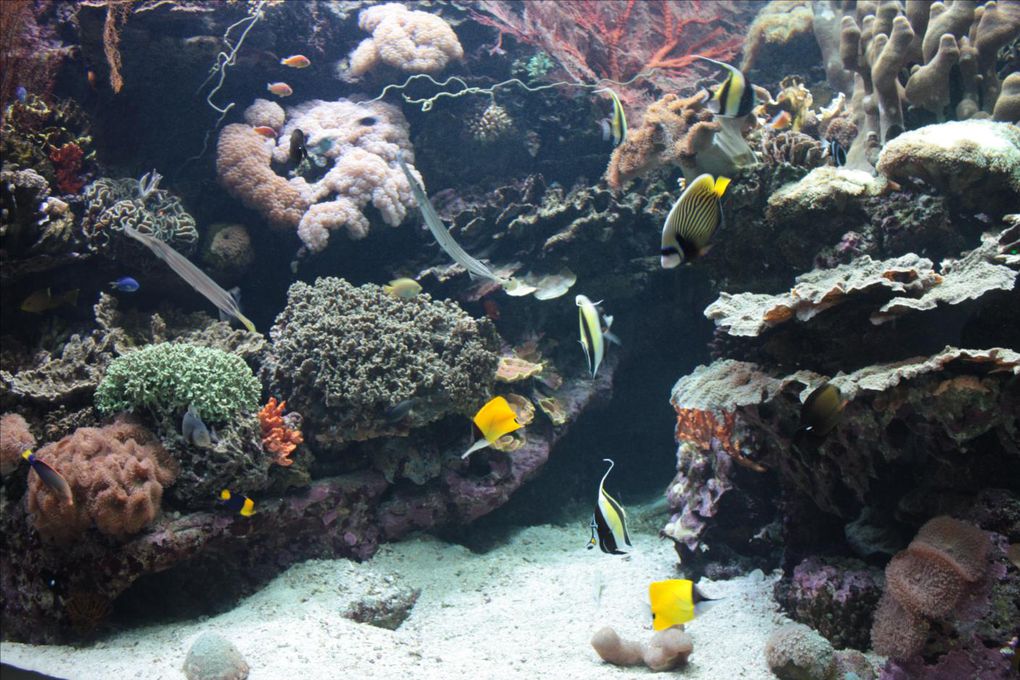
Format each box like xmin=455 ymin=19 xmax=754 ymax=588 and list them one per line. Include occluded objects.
xmin=587 ymin=458 xmax=631 ymax=555
xmin=696 ymin=55 xmax=757 ymax=118
xmin=598 ymin=88 xmax=628 ymax=147
xmin=660 ymin=174 xmax=730 ymax=268
xmin=576 ymin=294 xmax=619 ymax=378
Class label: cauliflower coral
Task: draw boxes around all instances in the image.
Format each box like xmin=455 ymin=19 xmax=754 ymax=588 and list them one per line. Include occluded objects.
xmin=347 ymin=3 xmax=463 ymax=78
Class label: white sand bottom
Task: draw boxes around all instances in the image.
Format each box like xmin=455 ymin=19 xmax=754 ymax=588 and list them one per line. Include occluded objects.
xmin=1 ymin=509 xmax=788 ymax=679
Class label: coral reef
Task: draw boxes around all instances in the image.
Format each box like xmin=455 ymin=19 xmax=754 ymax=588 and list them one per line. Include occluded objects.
xmin=1 ymin=166 xmax=79 ymax=268
xmin=591 ymin=625 xmax=693 ymax=672
xmin=346 ymin=3 xmax=463 ymax=78
xmin=263 ymin=277 xmax=499 ymax=451
xmin=0 ymin=412 xmax=35 ymax=476
xmin=217 ymin=98 xmax=421 ymax=252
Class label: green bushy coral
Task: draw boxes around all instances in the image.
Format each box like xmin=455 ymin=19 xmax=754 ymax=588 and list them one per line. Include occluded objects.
xmin=95 ymin=343 xmax=260 ymax=423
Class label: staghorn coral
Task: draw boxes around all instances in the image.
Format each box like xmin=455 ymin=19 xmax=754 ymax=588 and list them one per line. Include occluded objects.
xmin=81 ymin=174 xmax=198 ymax=255
xmin=26 ymin=417 xmax=177 ymax=543
xmin=258 ymin=397 xmax=302 ymax=467
xmin=262 ymin=277 xmax=499 ymax=451
xmin=346 ymin=3 xmax=463 ymax=78
xmin=0 ymin=412 xmax=35 ymax=476
xmin=217 ymin=98 xmax=421 ymax=253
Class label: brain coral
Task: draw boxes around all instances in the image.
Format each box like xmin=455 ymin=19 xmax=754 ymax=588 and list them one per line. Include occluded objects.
xmin=263 ymin=277 xmax=499 ymax=449
xmin=81 ymin=175 xmax=198 ymax=255
xmin=94 ymin=343 xmax=261 ymax=426
xmin=347 ymin=3 xmax=463 ymax=78
xmin=26 ymin=417 xmax=177 ymax=543
xmin=217 ymin=98 xmax=421 ymax=253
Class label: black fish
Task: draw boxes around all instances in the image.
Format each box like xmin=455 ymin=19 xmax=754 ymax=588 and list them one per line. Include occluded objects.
xmin=796 ymin=382 xmax=846 ymax=439
xmin=383 ymin=398 xmax=418 ymax=424
xmin=828 ymin=139 xmax=847 ymax=167
xmin=290 ymin=128 xmax=307 ymax=164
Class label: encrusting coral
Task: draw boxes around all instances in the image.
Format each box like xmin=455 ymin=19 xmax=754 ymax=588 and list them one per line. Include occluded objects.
xmin=217 ymin=98 xmax=422 ymax=253
xmin=345 ymin=3 xmax=462 ymax=79
xmin=25 ymin=416 xmax=177 ymax=544
xmin=0 ymin=412 xmax=35 ymax=476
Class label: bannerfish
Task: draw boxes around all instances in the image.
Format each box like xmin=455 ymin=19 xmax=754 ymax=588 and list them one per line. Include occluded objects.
xmin=461 ymin=396 xmax=522 ymax=459
xmin=649 ymin=579 xmax=719 ymax=630
xmin=20 ymin=288 xmax=79 ymax=314
xmin=289 ymin=128 xmax=307 ymax=164
xmin=280 ymin=54 xmax=310 ymax=69
xmin=695 ymin=55 xmax=757 ymax=118
xmin=252 ymin=125 xmax=277 ymax=138
xmin=828 ymin=138 xmax=847 ymax=167
xmin=597 ymin=88 xmax=627 ymax=147
xmin=267 ymin=82 xmax=293 ymax=97
xmin=384 ymin=398 xmax=418 ymax=424
xmin=660 ymin=173 xmax=730 ymax=268
xmin=109 ymin=276 xmax=140 ymax=293
xmin=768 ymin=110 xmax=792 ymax=130
xmin=796 ymin=382 xmax=846 ymax=439
xmin=576 ymin=294 xmax=619 ymax=379
xmin=383 ymin=278 xmax=422 ymax=299
xmin=218 ymin=489 xmax=255 ymax=517
xmin=21 ymin=449 xmax=73 ymax=506
xmin=182 ymin=403 xmax=213 ymax=449
xmin=588 ymin=458 xmax=631 ymax=554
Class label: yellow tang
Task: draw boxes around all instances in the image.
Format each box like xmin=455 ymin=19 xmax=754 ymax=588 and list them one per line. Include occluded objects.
xmin=383 ymin=278 xmax=422 ymax=299
xmin=461 ymin=396 xmax=522 ymax=459
xmin=649 ymin=579 xmax=719 ymax=630
xmin=660 ymin=174 xmax=730 ymax=268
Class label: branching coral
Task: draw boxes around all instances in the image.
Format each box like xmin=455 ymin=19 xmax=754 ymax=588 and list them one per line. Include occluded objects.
xmin=25 ymin=417 xmax=177 ymax=544
xmin=346 ymin=3 xmax=463 ymax=78
xmin=258 ymin=397 xmax=302 ymax=467
xmin=217 ymin=98 xmax=421 ymax=252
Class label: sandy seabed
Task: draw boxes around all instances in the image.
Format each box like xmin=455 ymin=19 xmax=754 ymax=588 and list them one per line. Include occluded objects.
xmin=1 ymin=511 xmax=789 ymax=680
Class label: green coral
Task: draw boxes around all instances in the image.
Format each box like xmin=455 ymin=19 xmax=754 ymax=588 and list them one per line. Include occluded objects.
xmin=95 ymin=343 xmax=261 ymax=424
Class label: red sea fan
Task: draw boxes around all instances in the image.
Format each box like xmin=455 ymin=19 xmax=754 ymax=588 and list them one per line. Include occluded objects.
xmin=48 ymin=142 xmax=85 ymax=194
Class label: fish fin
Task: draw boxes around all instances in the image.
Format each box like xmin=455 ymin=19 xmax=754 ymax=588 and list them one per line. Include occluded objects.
xmin=461 ymin=438 xmax=490 ymax=459
xmin=603 ymin=314 xmax=613 ymax=329
xmin=21 ymin=449 xmax=32 ymax=461
xmin=219 ymin=489 xmax=231 ymax=501
xmin=604 ymin=330 xmax=622 ymax=346
xmin=694 ymin=597 xmax=721 ymax=617
xmin=714 ymin=176 xmax=731 ymax=197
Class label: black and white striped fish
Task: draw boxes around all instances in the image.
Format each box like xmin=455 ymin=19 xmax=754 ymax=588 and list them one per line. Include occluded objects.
xmin=660 ymin=173 xmax=730 ymax=268
xmin=695 ymin=55 xmax=757 ymax=118
xmin=587 ymin=458 xmax=631 ymax=555
xmin=576 ymin=294 xmax=620 ymax=379
xmin=596 ymin=87 xmax=627 ymax=147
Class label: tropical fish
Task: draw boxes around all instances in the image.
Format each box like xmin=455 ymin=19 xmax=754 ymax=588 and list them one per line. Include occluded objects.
xmin=796 ymin=382 xmax=846 ymax=439
xmin=588 ymin=458 xmax=631 ymax=554
xmin=357 ymin=116 xmax=377 ymax=127
xmin=383 ymin=278 xmax=422 ymax=299
xmin=596 ymin=88 xmax=627 ymax=146
xmin=218 ymin=287 xmax=244 ymax=326
xmin=384 ymin=398 xmax=418 ymax=424
xmin=576 ymin=294 xmax=619 ymax=379
xmin=109 ymin=276 xmax=140 ymax=293
xmin=827 ymin=138 xmax=847 ymax=167
xmin=20 ymin=288 xmax=79 ymax=313
xmin=15 ymin=86 xmax=28 ymax=103
xmin=289 ymin=128 xmax=307 ymax=164
xmin=768 ymin=110 xmax=792 ymax=130
xmin=21 ymin=449 xmax=73 ymax=505
xmin=252 ymin=125 xmax=277 ymax=138
xmin=461 ymin=396 xmax=522 ymax=459
xmin=649 ymin=579 xmax=719 ymax=630
xmin=182 ymin=404 xmax=213 ymax=449
xmin=660 ymin=173 xmax=730 ymax=268
xmin=695 ymin=55 xmax=757 ymax=118
xmin=218 ymin=489 xmax=255 ymax=517
xmin=280 ymin=54 xmax=310 ymax=68
xmin=267 ymin=82 xmax=293 ymax=97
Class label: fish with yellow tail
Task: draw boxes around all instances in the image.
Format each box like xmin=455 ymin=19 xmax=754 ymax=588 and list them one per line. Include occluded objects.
xmin=587 ymin=459 xmax=631 ymax=554
xmin=694 ymin=55 xmax=757 ymax=118
xmin=383 ymin=278 xmax=422 ymax=299
xmin=461 ymin=396 xmax=522 ymax=459
xmin=660 ymin=173 xmax=730 ymax=268
xmin=576 ymin=295 xmax=620 ymax=379
xmin=596 ymin=88 xmax=627 ymax=147
xmin=649 ymin=579 xmax=720 ymax=630
xmin=21 ymin=449 xmax=73 ymax=505
xmin=218 ymin=489 xmax=256 ymax=517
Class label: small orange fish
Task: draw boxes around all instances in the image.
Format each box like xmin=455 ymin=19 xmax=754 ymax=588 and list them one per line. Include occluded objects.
xmin=768 ymin=110 xmax=792 ymax=130
xmin=252 ymin=126 xmax=277 ymax=138
xmin=267 ymin=82 xmax=293 ymax=97
xmin=280 ymin=55 xmax=310 ymax=69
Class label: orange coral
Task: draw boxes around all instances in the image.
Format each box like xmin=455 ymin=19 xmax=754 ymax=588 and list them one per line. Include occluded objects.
xmin=258 ymin=397 xmax=302 ymax=467
xmin=674 ymin=407 xmax=766 ymax=472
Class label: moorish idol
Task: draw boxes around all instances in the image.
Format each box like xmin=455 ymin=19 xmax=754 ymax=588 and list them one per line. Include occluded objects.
xmin=576 ymin=295 xmax=620 ymax=379
xmin=694 ymin=55 xmax=757 ymax=118
xmin=588 ymin=458 xmax=631 ymax=555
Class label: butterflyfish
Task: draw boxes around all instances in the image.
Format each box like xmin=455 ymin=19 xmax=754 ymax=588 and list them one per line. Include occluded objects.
xmin=20 ymin=288 xmax=78 ymax=313
xmin=383 ymin=278 xmax=422 ymax=299
xmin=576 ymin=294 xmax=619 ymax=379
xmin=597 ymin=88 xmax=627 ymax=147
xmin=182 ymin=404 xmax=213 ymax=449
xmin=695 ymin=55 xmax=757 ymax=118
xmin=280 ymin=54 xmax=310 ymax=68
xmin=22 ymin=450 xmax=73 ymax=505
xmin=461 ymin=396 xmax=522 ymax=459
xmin=649 ymin=579 xmax=719 ymax=630
xmin=796 ymin=382 xmax=846 ymax=439
xmin=218 ymin=489 xmax=255 ymax=517
xmin=588 ymin=458 xmax=631 ymax=555
xmin=267 ymin=82 xmax=293 ymax=97
xmin=660 ymin=173 xmax=730 ymax=268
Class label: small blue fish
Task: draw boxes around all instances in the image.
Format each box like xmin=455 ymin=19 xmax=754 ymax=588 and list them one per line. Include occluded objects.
xmin=182 ymin=403 xmax=213 ymax=448
xmin=109 ymin=276 xmax=140 ymax=293
xmin=15 ymin=86 xmax=28 ymax=103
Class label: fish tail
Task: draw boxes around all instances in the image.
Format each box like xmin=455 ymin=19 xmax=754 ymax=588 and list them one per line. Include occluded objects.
xmin=604 ymin=330 xmax=622 ymax=346
xmin=713 ymin=176 xmax=731 ymax=198
xmin=383 ymin=285 xmax=393 ymax=295
xmin=237 ymin=313 xmax=257 ymax=334
xmin=21 ymin=448 xmax=32 ymax=460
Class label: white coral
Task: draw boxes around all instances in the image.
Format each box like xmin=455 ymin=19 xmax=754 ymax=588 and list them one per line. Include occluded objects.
xmin=347 ymin=3 xmax=463 ymax=78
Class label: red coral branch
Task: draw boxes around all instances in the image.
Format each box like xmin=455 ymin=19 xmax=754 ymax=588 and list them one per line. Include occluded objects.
xmin=258 ymin=397 xmax=303 ymax=467
xmin=48 ymin=142 xmax=84 ymax=194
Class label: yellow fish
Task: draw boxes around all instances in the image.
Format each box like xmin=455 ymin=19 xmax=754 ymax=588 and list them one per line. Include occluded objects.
xmin=20 ymin=288 xmax=78 ymax=313
xmin=649 ymin=579 xmax=719 ymax=630
xmin=461 ymin=396 xmax=522 ymax=459
xmin=218 ymin=489 xmax=255 ymax=517
xmin=695 ymin=55 xmax=757 ymax=118
xmin=597 ymin=88 xmax=627 ymax=147
xmin=576 ymin=294 xmax=619 ymax=378
xmin=660 ymin=174 xmax=729 ymax=268
xmin=383 ymin=278 xmax=422 ymax=299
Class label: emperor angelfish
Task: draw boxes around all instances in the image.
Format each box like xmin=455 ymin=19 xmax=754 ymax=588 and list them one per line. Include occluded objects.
xmin=695 ymin=55 xmax=757 ymax=118
xmin=588 ymin=458 xmax=631 ymax=555
xmin=660 ymin=173 xmax=730 ymax=268
xmin=576 ymin=294 xmax=619 ymax=379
